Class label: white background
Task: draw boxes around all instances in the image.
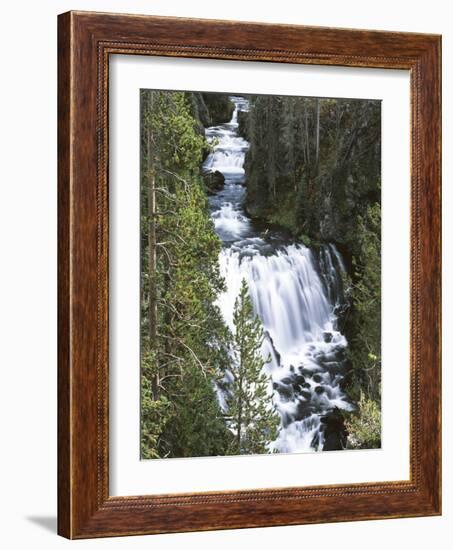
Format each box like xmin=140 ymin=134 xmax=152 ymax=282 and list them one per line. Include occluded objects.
xmin=110 ymin=57 xmax=410 ymax=495
xmin=0 ymin=0 xmax=450 ymax=548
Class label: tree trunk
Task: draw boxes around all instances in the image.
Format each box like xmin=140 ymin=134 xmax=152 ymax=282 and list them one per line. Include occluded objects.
xmin=147 ymin=94 xmax=159 ymax=401
xmin=315 ymin=98 xmax=320 ymax=172
xmin=236 ymin=305 xmax=246 ymax=453
xmin=305 ymin=107 xmax=310 ymax=166
xmin=267 ymin=100 xmax=276 ymax=200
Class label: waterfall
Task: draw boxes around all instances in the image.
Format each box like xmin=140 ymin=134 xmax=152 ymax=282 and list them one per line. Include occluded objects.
xmin=204 ymin=97 xmax=352 ymax=453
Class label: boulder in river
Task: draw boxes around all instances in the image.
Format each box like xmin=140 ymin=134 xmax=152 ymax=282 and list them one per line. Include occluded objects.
xmin=294 ymin=400 xmax=309 ymax=421
xmin=321 ymin=408 xmax=347 ymax=451
xmin=203 ymin=170 xmax=225 ymax=194
xmin=280 ymin=376 xmax=293 ymax=385
xmin=298 ymin=366 xmax=313 ymax=377
xmin=273 ymin=382 xmax=293 ymax=400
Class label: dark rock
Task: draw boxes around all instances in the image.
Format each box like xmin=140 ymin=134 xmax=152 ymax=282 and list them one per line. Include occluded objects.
xmin=281 ymin=412 xmax=292 ymax=428
xmin=274 ymin=382 xmax=293 ymax=400
xmin=264 ymin=331 xmax=281 ymax=366
xmin=280 ymin=377 xmax=293 ymax=385
xmin=300 ymin=390 xmax=312 ymax=400
xmin=321 ymin=408 xmax=347 ymax=451
xmin=323 ymin=331 xmax=333 ymax=343
xmin=294 ymin=400 xmax=309 ymax=421
xmin=322 ymin=362 xmax=345 ymax=375
xmin=298 ymin=366 xmax=312 ymax=377
xmin=289 ymin=365 xmax=295 ymax=373
xmin=315 ymin=350 xmax=345 ymax=364
xmin=312 ymin=374 xmax=323 ymax=383
xmin=237 ymin=109 xmax=249 ymax=139
xmin=314 ymin=386 xmax=325 ymax=395
xmin=335 ymin=349 xmax=347 ymax=362
xmin=311 ymin=433 xmax=321 ymax=449
xmin=202 ymin=170 xmax=225 ymax=194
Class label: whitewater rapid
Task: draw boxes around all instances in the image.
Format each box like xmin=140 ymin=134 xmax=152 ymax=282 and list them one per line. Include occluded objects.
xmin=204 ymin=96 xmax=353 ymax=453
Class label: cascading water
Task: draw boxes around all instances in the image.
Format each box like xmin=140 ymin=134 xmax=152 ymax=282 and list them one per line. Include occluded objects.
xmin=204 ymin=96 xmax=353 ymax=453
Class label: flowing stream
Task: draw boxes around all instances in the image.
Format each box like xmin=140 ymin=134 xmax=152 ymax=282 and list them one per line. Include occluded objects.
xmin=204 ymin=96 xmax=353 ymax=453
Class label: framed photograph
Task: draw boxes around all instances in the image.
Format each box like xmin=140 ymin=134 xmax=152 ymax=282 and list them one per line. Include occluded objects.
xmin=58 ymin=11 xmax=441 ymax=538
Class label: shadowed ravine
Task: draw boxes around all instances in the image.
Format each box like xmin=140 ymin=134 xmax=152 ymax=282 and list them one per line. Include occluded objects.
xmin=204 ymin=96 xmax=354 ymax=453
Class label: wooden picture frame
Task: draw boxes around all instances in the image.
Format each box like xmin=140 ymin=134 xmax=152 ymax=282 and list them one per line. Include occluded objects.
xmin=58 ymin=10 xmax=441 ymax=539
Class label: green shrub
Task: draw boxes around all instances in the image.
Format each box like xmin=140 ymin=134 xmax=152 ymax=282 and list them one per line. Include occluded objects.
xmin=345 ymin=392 xmax=381 ymax=449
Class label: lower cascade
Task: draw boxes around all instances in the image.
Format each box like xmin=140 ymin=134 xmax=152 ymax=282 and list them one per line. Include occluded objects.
xmin=204 ymin=96 xmax=353 ymax=453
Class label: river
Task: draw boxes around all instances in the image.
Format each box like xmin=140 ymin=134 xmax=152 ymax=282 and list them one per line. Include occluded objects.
xmin=204 ymin=96 xmax=353 ymax=453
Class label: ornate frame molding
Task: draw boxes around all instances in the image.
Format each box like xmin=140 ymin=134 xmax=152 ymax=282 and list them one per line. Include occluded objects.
xmin=58 ymin=11 xmax=441 ymax=538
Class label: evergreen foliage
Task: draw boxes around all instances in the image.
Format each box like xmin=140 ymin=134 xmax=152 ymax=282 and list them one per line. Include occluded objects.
xmin=342 ymin=202 xmax=381 ymax=448
xmin=241 ymin=95 xmax=381 ymax=250
xmin=226 ymin=279 xmax=280 ymax=455
xmin=347 ymin=202 xmax=381 ymax=403
xmin=140 ymin=90 xmax=231 ymax=458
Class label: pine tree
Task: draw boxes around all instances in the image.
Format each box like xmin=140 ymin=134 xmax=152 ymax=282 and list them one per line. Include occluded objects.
xmin=227 ymin=279 xmax=280 ymax=455
xmin=140 ymin=90 xmax=231 ymax=459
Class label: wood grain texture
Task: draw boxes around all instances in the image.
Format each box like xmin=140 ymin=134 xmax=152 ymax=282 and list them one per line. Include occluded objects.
xmin=57 ymin=10 xmax=442 ymax=539
xmin=57 ymin=11 xmax=72 ymax=538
